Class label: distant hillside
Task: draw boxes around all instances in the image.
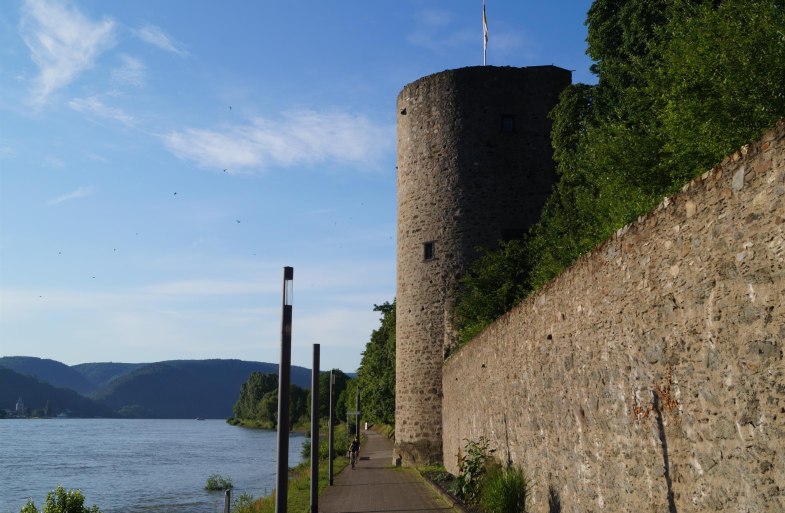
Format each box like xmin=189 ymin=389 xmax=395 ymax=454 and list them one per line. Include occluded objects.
xmin=91 ymin=359 xmax=312 ymax=419
xmin=71 ymin=362 xmax=145 ymax=389
xmin=0 ymin=356 xmax=96 ymax=396
xmin=0 ymin=367 xmax=116 ymax=418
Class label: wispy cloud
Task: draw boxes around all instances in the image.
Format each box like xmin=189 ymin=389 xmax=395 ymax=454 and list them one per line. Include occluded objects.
xmin=162 ymin=110 xmax=395 ymax=173
xmin=135 ymin=24 xmax=187 ymax=57
xmin=111 ymin=54 xmax=146 ymax=87
xmin=0 ymin=141 xmax=17 ymax=159
xmin=47 ymin=185 xmax=95 ymax=205
xmin=20 ymin=0 xmax=116 ymax=105
xmin=407 ymin=8 xmax=530 ymax=59
xmin=143 ymin=279 xmax=277 ymax=297
xmin=492 ymin=32 xmax=526 ymax=55
xmin=407 ymin=9 xmax=474 ymax=53
xmin=68 ymin=95 xmax=135 ymax=126
xmin=85 ymin=152 xmax=110 ymax=163
xmin=43 ymin=156 xmax=65 ymax=169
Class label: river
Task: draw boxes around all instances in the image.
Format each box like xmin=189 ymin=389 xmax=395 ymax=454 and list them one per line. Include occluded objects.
xmin=0 ymin=418 xmax=305 ymax=513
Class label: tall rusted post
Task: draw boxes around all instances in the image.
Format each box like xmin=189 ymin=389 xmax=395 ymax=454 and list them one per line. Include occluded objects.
xmin=310 ymin=344 xmax=320 ymax=513
xmin=223 ymin=489 xmax=231 ymax=513
xmin=328 ymin=369 xmax=335 ymax=485
xmin=275 ymin=266 xmax=294 ymax=513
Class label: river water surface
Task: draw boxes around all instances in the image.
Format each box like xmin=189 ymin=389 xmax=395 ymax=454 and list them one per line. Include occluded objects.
xmin=0 ymin=419 xmax=305 ymax=513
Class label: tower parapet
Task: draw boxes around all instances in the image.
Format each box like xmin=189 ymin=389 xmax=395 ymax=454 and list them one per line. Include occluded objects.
xmin=394 ymin=65 xmax=571 ymax=466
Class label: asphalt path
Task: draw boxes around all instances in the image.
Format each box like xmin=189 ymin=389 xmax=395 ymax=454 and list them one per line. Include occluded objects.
xmin=319 ymin=429 xmax=457 ymax=513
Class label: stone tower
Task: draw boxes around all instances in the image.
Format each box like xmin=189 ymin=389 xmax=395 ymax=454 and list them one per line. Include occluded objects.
xmin=394 ymin=65 xmax=571 ymax=466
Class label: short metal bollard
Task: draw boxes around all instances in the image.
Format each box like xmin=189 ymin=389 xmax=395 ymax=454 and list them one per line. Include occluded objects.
xmin=223 ymin=489 xmax=231 ymax=513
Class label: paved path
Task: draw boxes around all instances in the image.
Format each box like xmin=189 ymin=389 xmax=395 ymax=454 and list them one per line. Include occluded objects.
xmin=319 ymin=429 xmax=456 ymax=513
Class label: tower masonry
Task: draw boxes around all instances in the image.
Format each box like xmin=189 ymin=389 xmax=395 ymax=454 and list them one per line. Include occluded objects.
xmin=394 ymin=65 xmax=571 ymax=466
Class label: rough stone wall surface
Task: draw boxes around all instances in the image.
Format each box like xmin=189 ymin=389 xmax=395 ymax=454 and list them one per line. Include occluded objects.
xmin=395 ymin=66 xmax=570 ymax=466
xmin=443 ymin=121 xmax=785 ymax=513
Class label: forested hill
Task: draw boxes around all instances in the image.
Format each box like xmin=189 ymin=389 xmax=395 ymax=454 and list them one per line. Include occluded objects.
xmin=0 ymin=367 xmax=117 ymax=418
xmin=1 ymin=357 xmax=313 ymax=419
xmin=0 ymin=356 xmax=96 ymax=395
xmin=71 ymin=362 xmax=146 ymax=391
xmin=91 ymin=359 xmax=312 ymax=419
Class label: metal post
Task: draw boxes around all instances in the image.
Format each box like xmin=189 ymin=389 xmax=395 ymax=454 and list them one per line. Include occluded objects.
xmin=275 ymin=266 xmax=294 ymax=513
xmin=355 ymin=386 xmax=360 ymax=438
xmin=310 ymin=344 xmax=320 ymax=513
xmin=223 ymin=489 xmax=231 ymax=513
xmin=328 ymin=369 xmax=335 ymax=486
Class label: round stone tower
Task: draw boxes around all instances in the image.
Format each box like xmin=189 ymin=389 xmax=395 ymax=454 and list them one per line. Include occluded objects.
xmin=394 ymin=65 xmax=571 ymax=466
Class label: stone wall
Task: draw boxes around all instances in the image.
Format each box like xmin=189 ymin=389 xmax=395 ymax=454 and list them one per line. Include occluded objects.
xmin=395 ymin=66 xmax=570 ymax=465
xmin=442 ymin=121 xmax=785 ymax=512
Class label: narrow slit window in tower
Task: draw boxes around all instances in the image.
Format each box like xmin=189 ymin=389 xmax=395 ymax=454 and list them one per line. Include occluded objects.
xmin=423 ymin=241 xmax=435 ymax=261
xmin=500 ymin=114 xmax=516 ymax=134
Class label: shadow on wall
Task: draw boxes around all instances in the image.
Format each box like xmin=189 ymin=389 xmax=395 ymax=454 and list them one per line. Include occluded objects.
xmin=548 ymin=485 xmax=561 ymax=513
xmin=653 ymin=392 xmax=678 ymax=513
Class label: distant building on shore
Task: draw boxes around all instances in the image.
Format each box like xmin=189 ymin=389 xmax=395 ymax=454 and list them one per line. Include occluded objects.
xmin=15 ymin=397 xmax=24 ymax=414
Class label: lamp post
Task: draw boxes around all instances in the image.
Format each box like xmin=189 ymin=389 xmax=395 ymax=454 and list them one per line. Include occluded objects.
xmin=328 ymin=369 xmax=335 ymax=486
xmin=355 ymin=386 xmax=360 ymax=438
xmin=275 ymin=266 xmax=293 ymax=513
xmin=310 ymin=344 xmax=320 ymax=513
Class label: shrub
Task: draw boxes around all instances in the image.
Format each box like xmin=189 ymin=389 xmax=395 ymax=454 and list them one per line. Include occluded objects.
xmin=300 ymin=436 xmax=312 ymax=459
xmin=453 ymin=437 xmax=495 ymax=504
xmin=19 ymin=486 xmax=102 ymax=513
xmin=481 ymin=465 xmax=529 ymax=513
xmin=204 ymin=474 xmax=233 ymax=491
xmin=232 ymin=492 xmax=258 ymax=513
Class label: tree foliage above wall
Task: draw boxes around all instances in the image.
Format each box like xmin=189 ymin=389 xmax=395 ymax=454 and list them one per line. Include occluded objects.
xmin=454 ymin=0 xmax=785 ymax=346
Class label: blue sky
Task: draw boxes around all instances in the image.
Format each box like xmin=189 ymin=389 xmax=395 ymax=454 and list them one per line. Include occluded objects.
xmin=0 ymin=0 xmax=595 ymax=373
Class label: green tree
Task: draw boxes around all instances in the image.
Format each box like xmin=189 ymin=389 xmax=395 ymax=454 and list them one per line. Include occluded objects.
xmin=232 ymin=372 xmax=278 ymax=419
xmin=654 ymin=0 xmax=785 ymax=183
xmin=342 ymin=378 xmax=360 ymax=434
xmin=231 ymin=371 xmax=309 ymax=429
xmin=356 ymin=302 xmax=396 ymax=425
xmin=257 ymin=390 xmax=278 ymax=425
xmin=454 ymin=241 xmax=533 ymax=345
xmin=309 ymin=369 xmax=350 ymax=420
xmin=289 ymin=384 xmax=309 ymax=425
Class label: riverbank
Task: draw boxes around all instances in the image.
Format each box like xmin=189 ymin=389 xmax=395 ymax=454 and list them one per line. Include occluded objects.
xmin=234 ymin=422 xmax=352 ymax=513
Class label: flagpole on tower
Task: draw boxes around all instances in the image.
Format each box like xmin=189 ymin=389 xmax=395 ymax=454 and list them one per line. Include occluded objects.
xmin=483 ymin=0 xmax=488 ymax=66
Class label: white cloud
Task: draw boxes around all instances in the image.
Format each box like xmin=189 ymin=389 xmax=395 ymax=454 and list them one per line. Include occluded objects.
xmin=135 ymin=24 xmax=187 ymax=57
xmin=20 ymin=0 xmax=116 ymax=105
xmin=47 ymin=185 xmax=95 ymax=205
xmin=111 ymin=54 xmax=146 ymax=87
xmin=162 ymin=110 xmax=395 ymax=173
xmin=68 ymin=95 xmax=135 ymax=126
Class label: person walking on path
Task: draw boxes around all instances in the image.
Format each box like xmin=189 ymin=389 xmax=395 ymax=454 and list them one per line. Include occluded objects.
xmin=349 ymin=437 xmax=361 ymax=469
xmin=320 ymin=428 xmax=457 ymax=513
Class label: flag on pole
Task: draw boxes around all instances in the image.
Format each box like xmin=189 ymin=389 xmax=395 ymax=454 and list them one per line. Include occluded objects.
xmin=483 ymin=0 xmax=489 ymax=65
